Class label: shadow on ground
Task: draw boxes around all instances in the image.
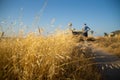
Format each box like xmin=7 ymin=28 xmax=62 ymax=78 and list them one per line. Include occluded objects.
xmin=93 ymin=49 xmax=120 ymax=80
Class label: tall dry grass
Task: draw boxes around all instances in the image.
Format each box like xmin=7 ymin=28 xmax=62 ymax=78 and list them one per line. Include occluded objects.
xmin=0 ymin=31 xmax=101 ymax=80
xmin=95 ymin=35 xmax=120 ymax=57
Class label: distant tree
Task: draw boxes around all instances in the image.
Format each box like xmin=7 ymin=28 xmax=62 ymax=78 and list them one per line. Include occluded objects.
xmin=90 ymin=30 xmax=94 ymax=35
xmin=104 ymin=32 xmax=108 ymax=37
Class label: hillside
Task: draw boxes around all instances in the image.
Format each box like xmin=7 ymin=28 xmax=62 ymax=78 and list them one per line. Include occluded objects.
xmin=111 ymin=30 xmax=120 ymax=35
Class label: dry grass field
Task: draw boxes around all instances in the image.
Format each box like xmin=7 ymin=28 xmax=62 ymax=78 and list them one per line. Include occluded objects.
xmin=95 ymin=35 xmax=120 ymax=57
xmin=0 ymin=31 xmax=101 ymax=80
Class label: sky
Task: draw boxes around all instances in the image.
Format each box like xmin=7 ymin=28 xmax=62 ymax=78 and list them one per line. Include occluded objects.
xmin=0 ymin=0 xmax=120 ymax=36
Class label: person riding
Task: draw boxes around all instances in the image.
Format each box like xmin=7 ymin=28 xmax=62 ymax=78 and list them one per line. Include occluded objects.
xmin=82 ymin=23 xmax=90 ymax=37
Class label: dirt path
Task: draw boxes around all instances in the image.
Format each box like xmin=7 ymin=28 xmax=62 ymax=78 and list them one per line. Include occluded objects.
xmin=92 ymin=47 xmax=120 ymax=80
